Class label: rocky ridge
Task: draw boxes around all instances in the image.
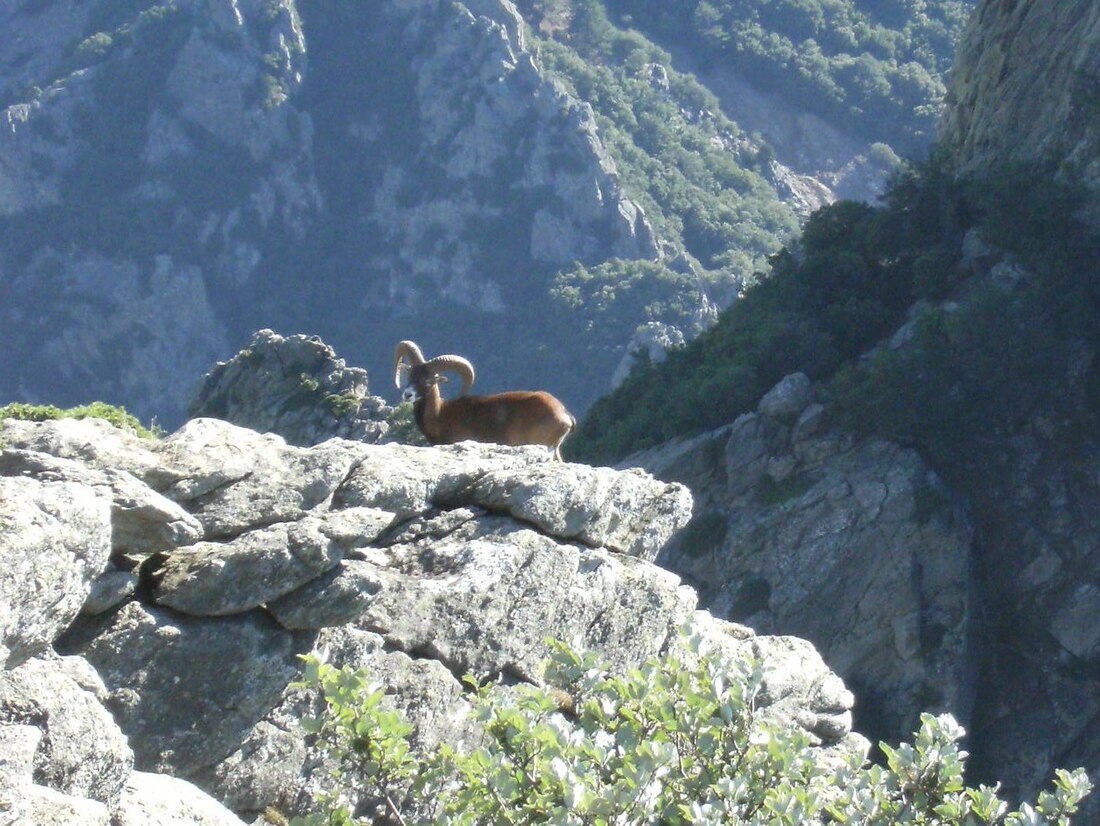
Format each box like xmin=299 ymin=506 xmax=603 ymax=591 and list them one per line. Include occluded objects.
xmin=0 ymin=414 xmax=866 ymax=822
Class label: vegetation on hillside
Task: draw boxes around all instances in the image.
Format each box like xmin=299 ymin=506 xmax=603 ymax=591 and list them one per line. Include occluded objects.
xmin=291 ymin=0 xmax=802 ymax=412
xmin=593 ymin=0 xmax=974 ymax=153
xmin=570 ymin=156 xmax=1100 ymax=470
xmin=517 ymin=0 xmax=801 ymax=390
xmin=292 ymin=636 xmax=1091 ymax=825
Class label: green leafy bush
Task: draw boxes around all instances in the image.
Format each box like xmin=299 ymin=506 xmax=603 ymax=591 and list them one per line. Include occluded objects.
xmin=291 ymin=637 xmax=1090 ymax=825
xmin=0 ymin=401 xmax=160 ymax=439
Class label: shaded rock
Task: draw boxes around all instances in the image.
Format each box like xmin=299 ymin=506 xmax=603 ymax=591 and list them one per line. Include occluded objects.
xmin=267 ymin=559 xmax=385 ymax=630
xmin=81 ymin=568 xmax=139 ymax=617
xmin=757 ymin=372 xmax=812 ymax=420
xmin=62 ymin=602 xmax=311 ymax=781
xmin=1050 ymin=583 xmax=1100 ymax=661
xmin=211 ymin=626 xmax=474 ymax=818
xmin=941 ymin=0 xmax=1100 ymax=228
xmin=0 ymin=475 xmax=111 ymax=668
xmin=0 ymin=654 xmax=133 ymax=811
xmin=627 ymin=377 xmax=973 ymax=743
xmin=188 ymin=329 xmax=392 ymax=447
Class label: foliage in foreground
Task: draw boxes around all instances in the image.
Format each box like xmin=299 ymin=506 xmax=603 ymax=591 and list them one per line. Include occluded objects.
xmin=0 ymin=400 xmax=160 ymax=439
xmin=291 ymin=637 xmax=1090 ymax=825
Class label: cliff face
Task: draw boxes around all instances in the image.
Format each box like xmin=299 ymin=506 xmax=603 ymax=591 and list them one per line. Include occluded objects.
xmin=622 ymin=374 xmax=975 ymax=750
xmin=0 ymin=414 xmax=867 ymax=821
xmin=940 ymin=0 xmax=1100 ymax=223
xmin=629 ymin=250 xmax=1100 ymax=818
xmin=937 ymin=1 xmax=1100 ymax=806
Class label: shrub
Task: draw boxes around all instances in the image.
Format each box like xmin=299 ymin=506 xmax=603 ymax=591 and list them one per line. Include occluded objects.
xmin=0 ymin=401 xmax=160 ymax=439
xmin=291 ymin=636 xmax=1090 ymax=825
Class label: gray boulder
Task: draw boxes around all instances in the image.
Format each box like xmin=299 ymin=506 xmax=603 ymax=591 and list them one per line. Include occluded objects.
xmin=330 ymin=441 xmax=541 ymax=518
xmin=114 ymin=772 xmax=247 ymax=826
xmin=319 ymin=514 xmax=697 ymax=681
xmin=150 ymin=508 xmax=394 ymax=615
xmin=16 ymin=785 xmax=111 ymax=826
xmin=156 ymin=418 xmax=374 ymax=538
xmin=81 ymin=568 xmax=139 ymax=617
xmin=0 ymin=418 xmax=169 ymax=489
xmin=70 ymin=601 xmax=310 ymax=781
xmin=0 ymin=448 xmax=203 ymax=559
xmin=0 ymin=654 xmax=133 ymax=811
xmin=467 ymin=463 xmax=693 ymax=560
xmin=0 ymin=475 xmax=111 ymax=668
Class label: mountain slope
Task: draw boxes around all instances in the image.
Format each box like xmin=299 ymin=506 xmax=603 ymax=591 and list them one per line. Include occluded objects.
xmin=0 ymin=0 xmax=973 ymax=427
xmin=0 ymin=0 xmax=803 ymax=425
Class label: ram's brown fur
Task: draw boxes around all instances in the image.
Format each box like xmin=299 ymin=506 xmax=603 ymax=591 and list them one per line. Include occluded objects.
xmin=394 ymin=341 xmax=575 ymax=460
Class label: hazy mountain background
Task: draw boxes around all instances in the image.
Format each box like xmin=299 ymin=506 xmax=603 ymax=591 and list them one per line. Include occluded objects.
xmin=0 ymin=0 xmax=971 ymax=425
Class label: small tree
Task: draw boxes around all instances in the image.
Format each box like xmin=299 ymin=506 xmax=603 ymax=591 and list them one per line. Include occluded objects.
xmin=292 ymin=635 xmax=1091 ymax=825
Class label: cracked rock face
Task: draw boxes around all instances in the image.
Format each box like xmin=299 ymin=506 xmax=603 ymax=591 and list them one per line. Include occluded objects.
xmin=1 ymin=413 xmax=867 ymax=821
xmin=626 ymin=374 xmax=973 ymax=744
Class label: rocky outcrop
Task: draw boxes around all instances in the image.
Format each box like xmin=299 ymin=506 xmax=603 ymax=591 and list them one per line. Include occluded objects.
xmin=189 ymin=329 xmax=392 ymax=446
xmin=0 ymin=413 xmax=868 ymax=822
xmin=368 ymin=0 xmax=658 ymax=298
xmin=941 ymin=0 xmax=1100 ymax=226
xmin=623 ymin=373 xmax=974 ymax=744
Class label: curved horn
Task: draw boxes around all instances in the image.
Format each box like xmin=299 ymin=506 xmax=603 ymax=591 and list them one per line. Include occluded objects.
xmin=425 ymin=354 xmax=475 ymax=396
xmin=393 ymin=340 xmax=426 ymax=388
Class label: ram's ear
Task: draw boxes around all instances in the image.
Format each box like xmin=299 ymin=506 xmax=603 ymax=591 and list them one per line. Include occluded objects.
xmin=436 ymin=374 xmax=450 ymax=384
